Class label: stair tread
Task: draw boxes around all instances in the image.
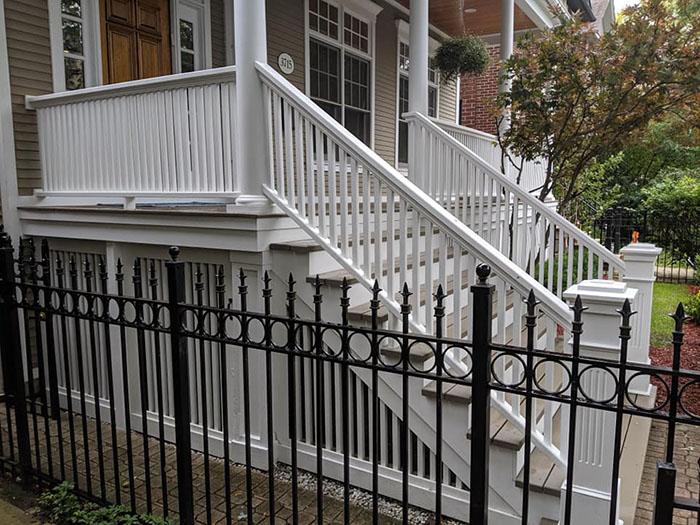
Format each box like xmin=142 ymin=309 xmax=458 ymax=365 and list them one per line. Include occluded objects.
xmin=269 ymin=240 xmax=325 ymax=253
xmin=306 ymin=269 xmax=359 ymax=286
xmin=421 ymin=381 xmax=472 ymax=402
xmin=515 ymin=409 xmax=564 ymax=497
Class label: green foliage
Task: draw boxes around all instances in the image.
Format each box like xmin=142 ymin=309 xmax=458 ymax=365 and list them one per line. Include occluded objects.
xmin=643 ymin=168 xmax=700 ymax=216
xmin=39 ymin=482 xmax=176 ymax=525
xmin=494 ymin=0 xmax=700 ymax=208
xmin=650 ymin=283 xmax=693 ymax=346
xmin=686 ymin=289 xmax=700 ymax=323
xmin=433 ymin=35 xmax=489 ymax=82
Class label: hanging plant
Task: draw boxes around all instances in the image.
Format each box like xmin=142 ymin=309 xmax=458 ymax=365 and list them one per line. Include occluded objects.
xmin=433 ymin=35 xmax=489 ymax=82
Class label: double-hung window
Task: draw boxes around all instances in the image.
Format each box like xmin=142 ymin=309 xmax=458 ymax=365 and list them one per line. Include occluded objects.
xmin=308 ymin=0 xmax=374 ymax=145
xmin=59 ymin=1 xmax=88 ymax=90
xmin=397 ymin=40 xmax=439 ymax=164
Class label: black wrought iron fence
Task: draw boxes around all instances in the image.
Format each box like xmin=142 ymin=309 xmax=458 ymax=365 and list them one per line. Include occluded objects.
xmin=587 ymin=207 xmax=699 ymax=284
xmin=0 ymin=234 xmax=697 ymax=525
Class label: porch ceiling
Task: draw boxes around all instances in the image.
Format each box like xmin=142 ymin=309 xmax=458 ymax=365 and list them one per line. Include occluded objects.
xmin=396 ymin=0 xmax=537 ymax=37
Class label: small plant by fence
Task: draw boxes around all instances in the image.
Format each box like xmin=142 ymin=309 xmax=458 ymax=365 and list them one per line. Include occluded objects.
xmin=0 ymin=235 xmax=697 ymax=524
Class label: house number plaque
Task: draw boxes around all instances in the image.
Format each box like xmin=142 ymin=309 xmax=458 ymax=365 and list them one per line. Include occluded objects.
xmin=278 ymin=53 xmax=295 ymax=75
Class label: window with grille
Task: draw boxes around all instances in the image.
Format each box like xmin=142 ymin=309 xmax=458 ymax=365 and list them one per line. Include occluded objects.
xmin=308 ymin=0 xmax=373 ymax=145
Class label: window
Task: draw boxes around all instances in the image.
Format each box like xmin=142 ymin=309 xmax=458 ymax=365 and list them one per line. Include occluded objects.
xmin=307 ymin=0 xmax=376 ymax=145
xmin=60 ymin=0 xmax=87 ymax=90
xmin=397 ymin=41 xmax=439 ymax=164
xmin=174 ymin=0 xmax=212 ymax=73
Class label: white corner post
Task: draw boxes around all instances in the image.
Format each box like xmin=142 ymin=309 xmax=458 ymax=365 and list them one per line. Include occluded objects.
xmin=561 ymin=280 xmax=638 ymax=525
xmin=498 ymin=0 xmax=514 ymax=134
xmin=620 ymin=242 xmax=662 ymax=396
xmin=408 ymin=0 xmax=429 ymax=115
xmin=233 ymin=0 xmax=269 ymax=205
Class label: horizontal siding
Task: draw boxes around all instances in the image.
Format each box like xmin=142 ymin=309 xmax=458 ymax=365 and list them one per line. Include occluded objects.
xmin=211 ymin=0 xmax=227 ymax=67
xmin=5 ymin=0 xmax=52 ymax=197
xmin=373 ymin=7 xmax=397 ymax=166
xmin=267 ymin=0 xmax=305 ymax=91
xmin=439 ymin=78 xmax=457 ymax=123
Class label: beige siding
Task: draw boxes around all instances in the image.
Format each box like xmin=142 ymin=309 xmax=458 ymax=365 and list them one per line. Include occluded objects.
xmin=266 ymin=0 xmax=305 ymax=91
xmin=439 ymin=78 xmax=457 ymax=123
xmin=5 ymin=0 xmax=52 ymax=197
xmin=211 ymin=0 xmax=227 ymax=67
xmin=373 ymin=8 xmax=397 ymax=165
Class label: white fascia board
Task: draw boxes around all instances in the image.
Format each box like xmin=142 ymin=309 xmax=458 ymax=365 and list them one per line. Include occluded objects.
xmin=515 ymin=0 xmax=571 ymax=30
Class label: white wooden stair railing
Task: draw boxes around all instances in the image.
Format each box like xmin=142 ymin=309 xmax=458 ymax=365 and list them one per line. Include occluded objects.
xmin=430 ymin=118 xmax=547 ymax=194
xmin=404 ymin=112 xmax=625 ymax=299
xmin=256 ymin=61 xmax=570 ymax=470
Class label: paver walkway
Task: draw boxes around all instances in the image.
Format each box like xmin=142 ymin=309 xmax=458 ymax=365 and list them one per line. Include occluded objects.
xmin=0 ymin=406 xmax=403 ymax=524
xmin=635 ymin=420 xmax=700 ymax=524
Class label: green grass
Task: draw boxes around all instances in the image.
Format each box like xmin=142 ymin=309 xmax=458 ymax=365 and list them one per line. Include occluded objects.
xmin=650 ymin=282 xmax=692 ymax=346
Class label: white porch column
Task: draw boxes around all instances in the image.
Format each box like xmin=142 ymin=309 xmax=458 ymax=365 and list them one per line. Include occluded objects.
xmin=620 ymin=242 xmax=662 ymax=396
xmin=561 ymin=279 xmax=638 ymax=525
xmin=408 ymin=0 xmax=429 ymax=115
xmin=233 ymin=0 xmax=269 ymax=204
xmin=499 ymin=0 xmax=514 ymax=134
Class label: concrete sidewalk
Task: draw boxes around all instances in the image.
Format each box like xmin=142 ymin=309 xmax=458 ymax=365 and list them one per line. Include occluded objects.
xmin=0 ymin=498 xmax=35 ymax=524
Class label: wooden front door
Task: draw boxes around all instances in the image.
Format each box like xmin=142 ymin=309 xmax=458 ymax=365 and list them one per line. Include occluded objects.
xmin=101 ymin=0 xmax=172 ymax=84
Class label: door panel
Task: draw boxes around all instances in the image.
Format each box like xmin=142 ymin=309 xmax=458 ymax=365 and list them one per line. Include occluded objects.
xmin=106 ymin=0 xmax=134 ymax=26
xmin=101 ymin=0 xmax=171 ymax=85
xmin=138 ymin=34 xmax=165 ymax=79
xmin=106 ymin=25 xmax=136 ymax=83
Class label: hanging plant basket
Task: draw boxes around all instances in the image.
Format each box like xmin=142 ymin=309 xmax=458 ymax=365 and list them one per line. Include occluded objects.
xmin=433 ymin=35 xmax=489 ymax=82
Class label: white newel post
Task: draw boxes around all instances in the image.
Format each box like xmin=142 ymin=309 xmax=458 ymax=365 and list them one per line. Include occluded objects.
xmin=620 ymin=242 xmax=661 ymax=396
xmin=561 ymin=280 xmax=638 ymax=525
xmin=233 ymin=0 xmax=269 ymax=204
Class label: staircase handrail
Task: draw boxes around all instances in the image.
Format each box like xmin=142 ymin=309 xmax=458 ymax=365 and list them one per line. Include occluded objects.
xmin=405 ymin=112 xmax=625 ymax=274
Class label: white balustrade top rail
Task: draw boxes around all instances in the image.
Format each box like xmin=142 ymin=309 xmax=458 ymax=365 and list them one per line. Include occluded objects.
xmin=25 ymin=67 xmax=238 ymax=199
xmin=433 ymin=118 xmax=547 ymax=195
xmin=405 ymin=112 xmax=625 ymax=297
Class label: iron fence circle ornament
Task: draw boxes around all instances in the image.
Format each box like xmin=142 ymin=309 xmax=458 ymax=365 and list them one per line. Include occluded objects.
xmin=278 ymin=53 xmax=295 ymax=75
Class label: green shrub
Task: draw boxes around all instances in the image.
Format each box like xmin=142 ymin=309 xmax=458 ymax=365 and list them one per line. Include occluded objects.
xmin=687 ymin=290 xmax=700 ymax=323
xmin=433 ymin=35 xmax=489 ymax=82
xmin=39 ymin=482 xmax=176 ymax=525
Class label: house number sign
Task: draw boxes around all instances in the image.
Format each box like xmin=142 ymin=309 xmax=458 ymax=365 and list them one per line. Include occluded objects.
xmin=278 ymin=53 xmax=295 ymax=75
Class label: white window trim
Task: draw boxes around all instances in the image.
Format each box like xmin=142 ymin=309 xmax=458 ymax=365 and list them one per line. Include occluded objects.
xmin=304 ymin=0 xmax=382 ymax=149
xmin=170 ymin=0 xmax=213 ymax=73
xmin=48 ymin=0 xmax=102 ymax=92
xmin=394 ymin=19 xmax=440 ymax=167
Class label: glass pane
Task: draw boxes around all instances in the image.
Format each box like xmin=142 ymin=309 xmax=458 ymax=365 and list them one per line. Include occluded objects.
xmin=344 ymin=54 xmax=369 ymax=110
xmin=345 ymin=108 xmax=370 ymax=144
xmin=61 ymin=0 xmax=81 ymax=17
xmin=64 ymin=57 xmax=84 ymax=90
xmin=310 ymin=40 xmax=340 ymax=104
xmin=181 ymin=51 xmax=195 ymax=73
xmin=429 ymin=86 xmax=437 ymax=118
xmin=180 ymin=20 xmax=194 ymax=51
xmin=398 ymin=120 xmax=408 ymax=164
xmin=62 ymin=19 xmax=83 ymax=56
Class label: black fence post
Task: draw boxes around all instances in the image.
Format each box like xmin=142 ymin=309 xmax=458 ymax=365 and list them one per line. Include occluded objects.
xmin=166 ymin=247 xmax=194 ymax=525
xmin=652 ymin=462 xmax=675 ymax=525
xmin=0 ymin=233 xmax=32 ymax=485
xmin=470 ymin=264 xmax=494 ymax=525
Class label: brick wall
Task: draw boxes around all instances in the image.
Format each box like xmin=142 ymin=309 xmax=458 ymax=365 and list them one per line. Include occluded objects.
xmin=459 ymin=45 xmax=501 ymax=134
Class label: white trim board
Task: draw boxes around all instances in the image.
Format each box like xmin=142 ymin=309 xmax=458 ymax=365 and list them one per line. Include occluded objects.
xmin=0 ymin=0 xmax=21 ymax=241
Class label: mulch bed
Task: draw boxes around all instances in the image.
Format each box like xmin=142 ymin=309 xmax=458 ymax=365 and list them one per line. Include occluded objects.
xmin=649 ymin=304 xmax=700 ymax=416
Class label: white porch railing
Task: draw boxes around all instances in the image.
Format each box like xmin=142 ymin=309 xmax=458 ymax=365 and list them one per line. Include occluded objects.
xmin=257 ymin=61 xmax=570 ymax=473
xmin=432 ymin=118 xmax=547 ymax=195
xmin=25 ymin=67 xmax=239 ymax=205
xmin=405 ymin=112 xmax=625 ymax=298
